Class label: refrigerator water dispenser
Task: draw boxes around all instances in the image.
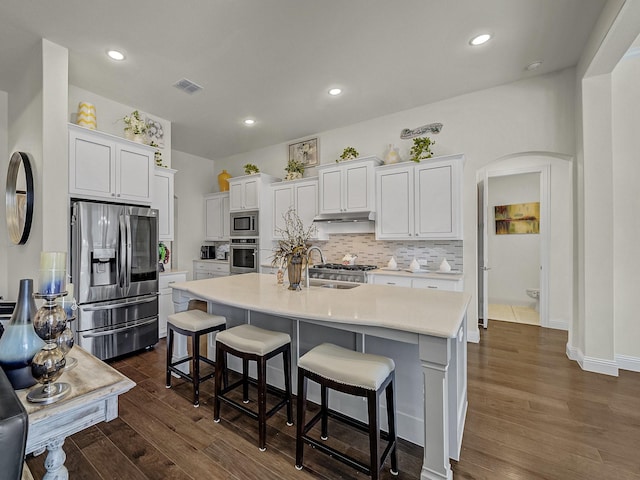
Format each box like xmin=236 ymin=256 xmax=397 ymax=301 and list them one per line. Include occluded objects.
xmin=91 ymin=248 xmax=116 ymax=286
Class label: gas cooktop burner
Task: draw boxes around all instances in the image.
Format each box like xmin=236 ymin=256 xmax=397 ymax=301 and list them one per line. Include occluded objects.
xmin=312 ymin=263 xmax=377 ymax=271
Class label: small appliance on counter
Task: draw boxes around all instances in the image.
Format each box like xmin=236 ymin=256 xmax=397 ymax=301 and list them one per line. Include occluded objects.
xmin=200 ymin=245 xmax=216 ymax=259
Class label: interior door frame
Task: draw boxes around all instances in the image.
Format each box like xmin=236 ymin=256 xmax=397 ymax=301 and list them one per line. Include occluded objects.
xmin=479 ymin=164 xmax=550 ymax=328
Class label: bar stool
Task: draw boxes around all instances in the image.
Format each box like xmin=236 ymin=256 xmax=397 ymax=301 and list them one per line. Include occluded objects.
xmin=213 ymin=324 xmax=293 ymax=451
xmin=295 ymin=343 xmax=398 ymax=479
xmin=166 ymin=309 xmax=227 ymax=407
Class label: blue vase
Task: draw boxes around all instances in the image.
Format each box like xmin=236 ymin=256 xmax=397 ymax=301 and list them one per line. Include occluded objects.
xmin=0 ymin=279 xmax=45 ymax=389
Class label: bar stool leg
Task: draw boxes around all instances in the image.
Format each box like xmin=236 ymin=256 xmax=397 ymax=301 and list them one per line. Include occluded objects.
xmin=257 ymin=356 xmax=267 ymax=451
xmin=368 ymin=390 xmax=381 ymax=480
xmin=320 ymin=385 xmax=328 ymax=440
xmin=213 ymin=343 xmax=224 ymax=422
xmin=242 ymin=358 xmax=250 ymax=403
xmin=166 ymin=327 xmax=174 ymax=388
xmin=386 ymin=379 xmax=399 ymax=475
xmin=283 ymin=346 xmax=293 ymax=426
xmin=295 ymin=368 xmax=307 ymax=470
xmin=192 ymin=332 xmax=200 ymax=407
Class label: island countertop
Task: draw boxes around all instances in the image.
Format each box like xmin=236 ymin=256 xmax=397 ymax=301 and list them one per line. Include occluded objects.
xmin=171 ymin=272 xmax=471 ymax=339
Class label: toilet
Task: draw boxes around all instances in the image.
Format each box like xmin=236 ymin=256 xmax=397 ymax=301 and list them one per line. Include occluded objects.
xmin=526 ymin=288 xmax=540 ymax=312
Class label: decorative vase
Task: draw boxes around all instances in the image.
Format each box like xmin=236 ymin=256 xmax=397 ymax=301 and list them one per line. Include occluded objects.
xmin=0 ymin=279 xmax=45 ymax=389
xmin=218 ymin=170 xmax=231 ymax=192
xmin=125 ymin=130 xmax=146 ymax=144
xmin=385 ymin=144 xmax=401 ymax=164
xmin=287 ymin=254 xmax=304 ymax=291
xmin=285 ymin=171 xmax=303 ymax=181
xmin=76 ymin=102 xmax=97 ymax=130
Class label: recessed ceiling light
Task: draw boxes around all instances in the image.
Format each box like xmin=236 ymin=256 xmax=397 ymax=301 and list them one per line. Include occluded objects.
xmin=107 ymin=49 xmax=125 ymax=61
xmin=525 ymin=61 xmax=543 ymax=71
xmin=469 ymin=34 xmax=491 ymax=46
xmin=243 ymin=119 xmax=256 ymax=126
xmin=328 ymin=88 xmax=342 ymax=96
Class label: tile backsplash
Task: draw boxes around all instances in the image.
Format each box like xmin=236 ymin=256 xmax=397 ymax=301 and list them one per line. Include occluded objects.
xmin=312 ymin=234 xmax=463 ymax=271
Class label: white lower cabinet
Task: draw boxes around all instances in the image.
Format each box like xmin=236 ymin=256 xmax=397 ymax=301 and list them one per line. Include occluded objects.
xmin=369 ymin=272 xmax=462 ymax=291
xmin=159 ymin=272 xmax=187 ymax=338
xmin=193 ymin=260 xmax=230 ymax=280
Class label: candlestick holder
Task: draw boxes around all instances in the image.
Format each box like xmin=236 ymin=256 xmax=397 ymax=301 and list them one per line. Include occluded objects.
xmin=27 ymin=292 xmax=71 ymax=404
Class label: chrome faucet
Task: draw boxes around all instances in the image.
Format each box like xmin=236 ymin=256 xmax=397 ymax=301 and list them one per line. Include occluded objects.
xmin=306 ymin=246 xmax=326 ymax=288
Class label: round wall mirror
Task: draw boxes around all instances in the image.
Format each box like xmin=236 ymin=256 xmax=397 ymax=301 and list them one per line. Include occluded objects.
xmin=6 ymin=151 xmax=34 ymax=245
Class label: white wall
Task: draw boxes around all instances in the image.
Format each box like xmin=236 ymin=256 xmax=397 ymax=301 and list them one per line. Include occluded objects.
xmin=172 ymin=150 xmax=216 ymax=278
xmin=488 ymin=173 xmax=540 ymax=307
xmin=612 ymin=49 xmax=640 ymax=360
xmin=68 ymin=86 xmax=172 ymax=168
xmin=215 ymin=68 xmax=577 ymax=341
xmin=0 ymin=90 xmax=8 ymax=298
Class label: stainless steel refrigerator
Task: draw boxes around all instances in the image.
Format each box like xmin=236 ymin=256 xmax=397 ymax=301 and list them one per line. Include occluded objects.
xmin=70 ymin=200 xmax=159 ymax=360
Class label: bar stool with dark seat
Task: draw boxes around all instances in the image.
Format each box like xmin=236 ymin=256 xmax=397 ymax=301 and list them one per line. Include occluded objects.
xmin=295 ymin=343 xmax=399 ymax=479
xmin=213 ymin=324 xmax=293 ymax=451
xmin=166 ymin=309 xmax=227 ymax=407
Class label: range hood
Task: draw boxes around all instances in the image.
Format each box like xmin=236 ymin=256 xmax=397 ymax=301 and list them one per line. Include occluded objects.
xmin=313 ymin=211 xmax=376 ymax=223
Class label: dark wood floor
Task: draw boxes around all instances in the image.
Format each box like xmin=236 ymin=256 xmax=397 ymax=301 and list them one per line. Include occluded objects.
xmin=26 ymin=320 xmax=640 ymax=479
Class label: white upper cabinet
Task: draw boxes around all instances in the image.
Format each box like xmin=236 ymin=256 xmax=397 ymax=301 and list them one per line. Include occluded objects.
xmin=375 ymin=154 xmax=464 ymax=240
xmin=152 ymin=167 xmax=177 ymax=241
xmin=69 ymin=124 xmax=154 ymax=205
xmin=270 ymin=178 xmax=318 ymax=238
xmin=317 ymin=156 xmax=382 ymax=214
xmin=229 ymin=173 xmax=279 ymax=211
xmin=204 ymin=192 xmax=230 ymax=241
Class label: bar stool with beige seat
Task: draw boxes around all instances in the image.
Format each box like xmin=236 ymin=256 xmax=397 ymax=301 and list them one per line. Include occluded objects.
xmin=295 ymin=343 xmax=399 ymax=479
xmin=213 ymin=324 xmax=293 ymax=451
xmin=166 ymin=309 xmax=227 ymax=407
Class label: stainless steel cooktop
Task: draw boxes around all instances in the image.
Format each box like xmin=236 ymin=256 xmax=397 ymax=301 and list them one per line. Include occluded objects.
xmin=308 ymin=263 xmax=377 ymax=283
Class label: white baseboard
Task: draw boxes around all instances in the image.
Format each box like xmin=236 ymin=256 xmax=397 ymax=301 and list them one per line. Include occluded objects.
xmin=566 ymin=343 xmax=619 ymax=376
xmin=546 ymin=317 xmax=568 ymax=331
xmin=615 ymin=354 xmax=640 ymax=373
xmin=467 ymin=326 xmax=480 ymax=343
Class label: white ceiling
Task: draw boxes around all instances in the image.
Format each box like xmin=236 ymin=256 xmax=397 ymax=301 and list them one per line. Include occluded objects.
xmin=0 ymin=0 xmax=606 ymax=160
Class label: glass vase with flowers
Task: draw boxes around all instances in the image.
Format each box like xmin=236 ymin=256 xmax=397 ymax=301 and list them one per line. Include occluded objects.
xmin=272 ymin=208 xmax=317 ymax=290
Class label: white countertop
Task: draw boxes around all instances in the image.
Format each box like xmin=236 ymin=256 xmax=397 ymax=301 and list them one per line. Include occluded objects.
xmin=193 ymin=258 xmax=229 ymax=264
xmin=160 ymin=269 xmax=189 ymax=276
xmin=171 ymin=273 xmax=471 ymax=339
xmin=370 ymin=268 xmax=464 ymax=280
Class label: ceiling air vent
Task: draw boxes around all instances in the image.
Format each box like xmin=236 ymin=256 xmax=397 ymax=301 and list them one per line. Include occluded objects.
xmin=172 ymin=78 xmax=203 ymax=95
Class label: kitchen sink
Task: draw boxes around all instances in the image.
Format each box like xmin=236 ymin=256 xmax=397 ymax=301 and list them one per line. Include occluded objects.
xmin=309 ymin=279 xmax=360 ymax=289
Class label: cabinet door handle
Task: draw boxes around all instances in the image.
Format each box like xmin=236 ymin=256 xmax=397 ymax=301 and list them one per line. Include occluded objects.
xmin=387 ymin=282 xmax=396 ymax=285
xmin=111 ymin=193 xmax=116 ymax=197
xmin=427 ymin=286 xmax=438 ymax=289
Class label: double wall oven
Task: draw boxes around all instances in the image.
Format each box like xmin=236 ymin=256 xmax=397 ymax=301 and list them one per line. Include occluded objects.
xmin=229 ymin=210 xmax=259 ymax=275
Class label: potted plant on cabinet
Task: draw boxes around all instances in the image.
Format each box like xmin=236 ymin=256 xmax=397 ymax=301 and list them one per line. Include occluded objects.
xmin=336 ymin=146 xmax=359 ymax=163
xmin=243 ymin=163 xmax=260 ymax=174
xmin=284 ymin=157 xmax=305 ymax=180
xmin=409 ymin=136 xmax=435 ymax=162
xmin=123 ymin=110 xmax=148 ymax=143
xmin=272 ymin=208 xmax=317 ymax=290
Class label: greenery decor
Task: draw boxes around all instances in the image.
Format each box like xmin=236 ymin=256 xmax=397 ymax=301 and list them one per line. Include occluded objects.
xmin=123 ymin=110 xmax=148 ymax=136
xmin=150 ymin=141 xmax=163 ymax=167
xmin=243 ymin=163 xmax=260 ymax=174
xmin=409 ymin=136 xmax=435 ymax=162
xmin=271 ymin=208 xmax=317 ymax=268
xmin=337 ymin=146 xmax=359 ymax=163
xmin=284 ymin=157 xmax=305 ymax=180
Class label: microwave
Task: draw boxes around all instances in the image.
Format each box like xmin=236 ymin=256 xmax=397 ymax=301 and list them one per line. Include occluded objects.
xmin=230 ymin=211 xmax=258 ymax=237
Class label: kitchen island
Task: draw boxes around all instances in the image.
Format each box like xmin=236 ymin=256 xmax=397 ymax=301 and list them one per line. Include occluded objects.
xmin=171 ymin=273 xmax=471 ymax=480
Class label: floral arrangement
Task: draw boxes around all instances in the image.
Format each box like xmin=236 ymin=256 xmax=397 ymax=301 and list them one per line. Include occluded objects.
xmin=337 ymin=146 xmax=359 ymax=163
xmin=123 ymin=110 xmax=148 ymax=136
xmin=284 ymin=157 xmax=305 ymax=180
xmin=272 ymin=208 xmax=317 ymax=267
xmin=244 ymin=163 xmax=260 ymax=174
xmin=409 ymin=136 xmax=435 ymax=162
xmin=150 ymin=141 xmax=163 ymax=167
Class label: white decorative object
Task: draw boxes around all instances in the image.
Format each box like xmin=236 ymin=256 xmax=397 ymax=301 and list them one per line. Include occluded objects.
xmin=384 ymin=144 xmax=401 ymax=164
xmin=342 ymin=254 xmax=358 ymax=265
xmin=409 ymin=258 xmax=420 ymax=272
xmin=400 ymin=122 xmax=443 ymax=139
xmin=387 ymin=257 xmax=397 ymax=269
xmin=439 ymin=258 xmax=451 ymax=272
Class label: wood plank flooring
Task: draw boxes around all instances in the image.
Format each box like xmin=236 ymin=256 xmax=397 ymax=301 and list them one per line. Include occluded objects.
xmin=26 ymin=320 xmax=640 ymax=479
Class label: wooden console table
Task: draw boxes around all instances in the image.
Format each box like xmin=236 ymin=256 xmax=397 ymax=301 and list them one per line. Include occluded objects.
xmin=17 ymin=346 xmax=135 ymax=479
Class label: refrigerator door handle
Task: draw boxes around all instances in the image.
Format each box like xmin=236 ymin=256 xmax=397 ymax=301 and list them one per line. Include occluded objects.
xmin=118 ymin=214 xmax=127 ymax=289
xmin=81 ymin=317 xmax=157 ymax=338
xmin=81 ymin=294 xmax=159 ymax=311
xmin=124 ymin=214 xmax=132 ymax=289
